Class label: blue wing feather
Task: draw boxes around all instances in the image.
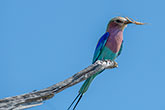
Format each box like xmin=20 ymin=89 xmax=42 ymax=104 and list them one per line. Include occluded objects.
xmin=92 ymin=32 xmax=110 ymax=63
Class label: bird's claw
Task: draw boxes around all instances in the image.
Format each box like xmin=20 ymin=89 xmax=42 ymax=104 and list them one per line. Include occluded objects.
xmin=102 ymin=59 xmax=118 ymax=69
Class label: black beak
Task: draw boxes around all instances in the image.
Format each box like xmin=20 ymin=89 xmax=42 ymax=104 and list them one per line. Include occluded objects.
xmin=124 ymin=20 xmax=133 ymax=24
xmin=125 ymin=17 xmax=145 ymax=25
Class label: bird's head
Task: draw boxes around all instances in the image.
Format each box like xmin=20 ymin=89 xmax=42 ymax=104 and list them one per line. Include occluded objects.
xmin=106 ymin=16 xmax=145 ymax=31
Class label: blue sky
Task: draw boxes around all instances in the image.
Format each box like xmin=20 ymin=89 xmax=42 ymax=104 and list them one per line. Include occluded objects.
xmin=1 ymin=0 xmax=165 ymax=110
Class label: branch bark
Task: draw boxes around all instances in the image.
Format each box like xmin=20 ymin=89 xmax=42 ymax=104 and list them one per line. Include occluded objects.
xmin=0 ymin=60 xmax=118 ymax=110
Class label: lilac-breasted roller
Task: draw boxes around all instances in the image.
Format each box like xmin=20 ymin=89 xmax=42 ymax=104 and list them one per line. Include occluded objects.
xmin=67 ymin=16 xmax=145 ymax=110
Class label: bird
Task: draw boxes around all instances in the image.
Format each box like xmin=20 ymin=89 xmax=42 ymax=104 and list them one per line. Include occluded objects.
xmin=67 ymin=16 xmax=145 ymax=110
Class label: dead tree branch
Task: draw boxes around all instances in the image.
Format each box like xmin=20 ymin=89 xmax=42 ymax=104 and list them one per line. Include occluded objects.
xmin=0 ymin=60 xmax=117 ymax=110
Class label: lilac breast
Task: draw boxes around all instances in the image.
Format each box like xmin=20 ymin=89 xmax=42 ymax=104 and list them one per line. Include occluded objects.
xmin=105 ymin=29 xmax=123 ymax=53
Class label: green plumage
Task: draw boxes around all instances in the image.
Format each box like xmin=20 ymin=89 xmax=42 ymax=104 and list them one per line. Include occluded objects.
xmin=79 ymin=46 xmax=121 ymax=93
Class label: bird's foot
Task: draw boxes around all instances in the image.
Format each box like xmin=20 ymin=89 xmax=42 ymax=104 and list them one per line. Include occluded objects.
xmin=103 ymin=59 xmax=118 ymax=69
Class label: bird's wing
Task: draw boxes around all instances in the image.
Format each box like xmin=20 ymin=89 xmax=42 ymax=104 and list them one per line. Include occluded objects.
xmin=92 ymin=32 xmax=110 ymax=63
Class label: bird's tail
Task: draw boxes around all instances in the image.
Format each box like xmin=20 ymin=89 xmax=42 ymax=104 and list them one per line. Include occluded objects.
xmin=67 ymin=71 xmax=102 ymax=110
xmin=67 ymin=93 xmax=82 ymax=110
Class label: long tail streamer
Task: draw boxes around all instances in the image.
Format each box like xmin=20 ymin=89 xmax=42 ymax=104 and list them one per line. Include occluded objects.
xmin=67 ymin=93 xmax=83 ymax=110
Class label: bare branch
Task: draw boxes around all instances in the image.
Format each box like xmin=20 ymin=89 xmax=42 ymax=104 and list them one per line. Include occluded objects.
xmin=0 ymin=60 xmax=117 ymax=110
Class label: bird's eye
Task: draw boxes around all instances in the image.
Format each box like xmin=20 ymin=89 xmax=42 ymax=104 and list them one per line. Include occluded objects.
xmin=116 ymin=20 xmax=123 ymax=23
